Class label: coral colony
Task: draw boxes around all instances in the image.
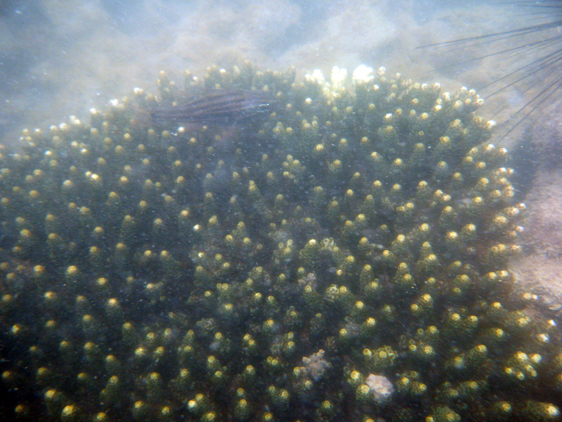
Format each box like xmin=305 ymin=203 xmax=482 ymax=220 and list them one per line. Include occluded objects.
xmin=0 ymin=63 xmax=561 ymax=422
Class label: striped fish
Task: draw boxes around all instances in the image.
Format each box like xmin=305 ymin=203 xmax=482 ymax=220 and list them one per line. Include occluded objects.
xmin=151 ymin=89 xmax=276 ymax=125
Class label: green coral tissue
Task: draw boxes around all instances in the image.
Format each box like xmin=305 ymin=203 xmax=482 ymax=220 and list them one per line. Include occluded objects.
xmin=0 ymin=63 xmax=560 ymax=422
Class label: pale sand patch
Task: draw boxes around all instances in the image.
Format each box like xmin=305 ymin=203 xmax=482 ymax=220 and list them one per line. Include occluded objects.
xmin=510 ymin=103 xmax=562 ymax=313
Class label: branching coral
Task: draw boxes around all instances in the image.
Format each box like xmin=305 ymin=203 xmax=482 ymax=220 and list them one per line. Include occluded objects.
xmin=0 ymin=63 xmax=560 ymax=422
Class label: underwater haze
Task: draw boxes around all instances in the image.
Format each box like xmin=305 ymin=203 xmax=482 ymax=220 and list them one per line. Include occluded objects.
xmin=0 ymin=0 xmax=530 ymax=146
xmin=1 ymin=1 xmax=562 ymax=422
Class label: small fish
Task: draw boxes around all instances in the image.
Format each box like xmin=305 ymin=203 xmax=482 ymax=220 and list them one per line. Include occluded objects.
xmin=150 ymin=89 xmax=276 ymax=126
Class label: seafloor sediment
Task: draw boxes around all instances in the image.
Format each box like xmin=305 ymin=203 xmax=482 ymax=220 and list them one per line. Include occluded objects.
xmin=511 ymin=100 xmax=562 ymax=313
xmin=0 ymin=64 xmax=560 ymax=422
